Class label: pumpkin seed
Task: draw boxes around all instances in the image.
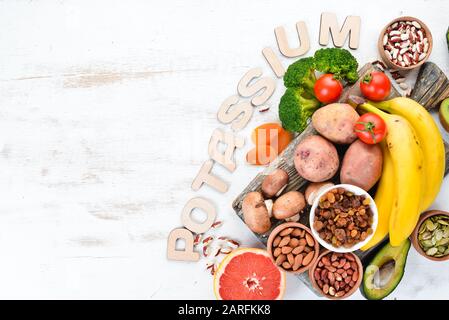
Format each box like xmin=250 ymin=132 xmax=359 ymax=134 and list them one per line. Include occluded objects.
xmin=421 ymin=231 xmax=432 ymax=240
xmin=443 ymin=227 xmax=449 ymax=238
xmin=419 ymin=223 xmax=427 ymax=234
xmin=426 ymin=247 xmax=438 ymax=256
xmin=419 ymin=215 xmax=449 ymax=258
xmin=426 ymin=220 xmax=437 ymax=231
xmin=421 ymin=240 xmax=434 ymax=248
xmin=437 ymin=238 xmax=449 ymax=246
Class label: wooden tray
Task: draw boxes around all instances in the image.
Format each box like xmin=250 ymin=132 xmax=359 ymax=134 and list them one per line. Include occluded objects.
xmin=232 ymin=62 xmax=449 ymax=296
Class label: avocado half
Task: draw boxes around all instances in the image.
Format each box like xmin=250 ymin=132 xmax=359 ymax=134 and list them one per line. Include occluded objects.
xmin=439 ymin=98 xmax=449 ymax=133
xmin=447 ymin=27 xmax=449 ymax=52
xmin=362 ymin=239 xmax=411 ymax=300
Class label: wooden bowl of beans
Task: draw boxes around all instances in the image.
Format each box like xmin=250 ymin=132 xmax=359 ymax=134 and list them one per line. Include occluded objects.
xmin=378 ymin=16 xmax=432 ymax=70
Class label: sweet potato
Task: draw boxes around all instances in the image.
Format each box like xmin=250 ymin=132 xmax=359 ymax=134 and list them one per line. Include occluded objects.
xmin=242 ymin=192 xmax=271 ymax=234
xmin=340 ymin=139 xmax=383 ymax=191
xmin=294 ymin=135 xmax=339 ymax=182
xmin=311 ymin=103 xmax=359 ymax=144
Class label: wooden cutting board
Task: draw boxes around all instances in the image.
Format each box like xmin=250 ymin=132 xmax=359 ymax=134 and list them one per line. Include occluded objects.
xmin=232 ymin=62 xmax=449 ymax=296
xmin=411 ymin=62 xmax=449 ymax=110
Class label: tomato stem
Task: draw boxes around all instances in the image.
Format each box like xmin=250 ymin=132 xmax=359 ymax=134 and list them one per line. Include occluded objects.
xmin=362 ymin=73 xmax=372 ymax=84
xmin=355 ymin=121 xmax=377 ymax=143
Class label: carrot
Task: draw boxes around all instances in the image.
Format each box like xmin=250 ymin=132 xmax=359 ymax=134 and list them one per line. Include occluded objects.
xmin=247 ymin=123 xmax=293 ymax=165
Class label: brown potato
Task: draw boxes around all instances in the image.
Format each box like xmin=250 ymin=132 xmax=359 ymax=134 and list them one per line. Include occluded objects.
xmin=312 ymin=103 xmax=359 ymax=144
xmin=340 ymin=139 xmax=383 ymax=191
xmin=261 ymin=168 xmax=289 ymax=198
xmin=305 ymin=181 xmax=334 ymax=205
xmin=242 ymin=192 xmax=271 ymax=234
xmin=272 ymin=191 xmax=306 ymax=220
xmin=294 ymin=135 xmax=339 ymax=182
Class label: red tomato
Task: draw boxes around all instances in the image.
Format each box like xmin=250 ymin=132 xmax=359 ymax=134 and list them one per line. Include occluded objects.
xmin=314 ymin=74 xmax=343 ymax=104
xmin=354 ymin=113 xmax=387 ymax=144
xmin=360 ymin=71 xmax=391 ymax=101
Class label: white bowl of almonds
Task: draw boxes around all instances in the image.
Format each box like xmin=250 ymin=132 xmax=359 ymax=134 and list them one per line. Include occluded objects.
xmin=378 ymin=16 xmax=432 ymax=70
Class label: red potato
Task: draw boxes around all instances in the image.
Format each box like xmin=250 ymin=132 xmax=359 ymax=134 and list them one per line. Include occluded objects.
xmin=242 ymin=192 xmax=271 ymax=234
xmin=294 ymin=135 xmax=339 ymax=182
xmin=261 ymin=168 xmax=289 ymax=198
xmin=311 ymin=103 xmax=359 ymax=144
xmin=272 ymin=191 xmax=306 ymax=220
xmin=340 ymin=139 xmax=383 ymax=191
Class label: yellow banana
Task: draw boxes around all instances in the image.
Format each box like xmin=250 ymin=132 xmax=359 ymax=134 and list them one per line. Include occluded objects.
xmin=358 ymin=102 xmax=423 ymax=247
xmin=360 ymin=142 xmax=394 ymax=251
xmin=370 ymin=97 xmax=445 ymax=211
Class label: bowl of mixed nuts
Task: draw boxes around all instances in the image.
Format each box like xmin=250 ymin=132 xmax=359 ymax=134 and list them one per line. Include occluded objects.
xmin=309 ymin=250 xmax=363 ymax=299
xmin=412 ymin=210 xmax=449 ymax=261
xmin=309 ymin=184 xmax=378 ymax=253
xmin=378 ymin=16 xmax=432 ymax=70
xmin=267 ymin=222 xmax=320 ymax=274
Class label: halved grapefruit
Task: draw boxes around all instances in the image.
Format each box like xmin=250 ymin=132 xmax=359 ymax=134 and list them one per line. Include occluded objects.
xmin=213 ymin=248 xmax=286 ymax=300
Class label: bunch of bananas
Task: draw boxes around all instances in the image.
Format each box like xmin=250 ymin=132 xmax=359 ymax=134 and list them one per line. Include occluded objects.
xmin=360 ymin=97 xmax=445 ymax=249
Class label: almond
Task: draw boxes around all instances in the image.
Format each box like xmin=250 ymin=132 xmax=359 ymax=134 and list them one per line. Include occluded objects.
xmin=275 ymin=254 xmax=286 ymax=265
xmin=292 ymin=245 xmax=305 ymax=255
xmin=287 ymin=253 xmax=295 ymax=265
xmin=289 ymin=237 xmax=300 ymax=247
xmin=281 ymin=246 xmax=293 ymax=254
xmin=305 ymin=233 xmax=315 ymax=247
xmin=280 ymin=227 xmax=293 ymax=237
xmin=302 ymin=251 xmax=314 ymax=266
xmin=292 ymin=254 xmax=303 ymax=271
xmin=278 ymin=236 xmax=290 ymax=247
xmin=273 ymin=236 xmax=282 ymax=247
xmin=273 ymin=247 xmax=282 ymax=257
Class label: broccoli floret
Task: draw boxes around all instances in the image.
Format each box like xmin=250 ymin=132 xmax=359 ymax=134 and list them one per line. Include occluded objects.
xmin=314 ymin=48 xmax=359 ymax=83
xmin=283 ymin=57 xmax=316 ymax=95
xmin=279 ymin=49 xmax=359 ymax=132
xmin=279 ymin=87 xmax=321 ymax=133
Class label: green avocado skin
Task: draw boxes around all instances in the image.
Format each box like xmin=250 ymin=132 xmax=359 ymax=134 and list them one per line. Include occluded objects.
xmin=447 ymin=27 xmax=449 ymax=51
xmin=439 ymin=98 xmax=449 ymax=133
xmin=362 ymin=239 xmax=411 ymax=300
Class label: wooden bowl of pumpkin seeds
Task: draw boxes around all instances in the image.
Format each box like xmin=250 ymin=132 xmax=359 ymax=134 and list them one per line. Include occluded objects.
xmin=412 ymin=210 xmax=449 ymax=261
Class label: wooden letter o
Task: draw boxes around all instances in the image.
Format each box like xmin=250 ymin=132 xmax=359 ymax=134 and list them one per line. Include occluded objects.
xmin=181 ymin=197 xmax=216 ymax=234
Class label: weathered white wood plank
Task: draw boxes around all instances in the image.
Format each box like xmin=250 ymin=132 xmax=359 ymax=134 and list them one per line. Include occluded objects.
xmin=0 ymin=0 xmax=448 ymax=299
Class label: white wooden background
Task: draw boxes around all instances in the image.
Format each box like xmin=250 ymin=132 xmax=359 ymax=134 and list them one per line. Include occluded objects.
xmin=0 ymin=0 xmax=448 ymax=299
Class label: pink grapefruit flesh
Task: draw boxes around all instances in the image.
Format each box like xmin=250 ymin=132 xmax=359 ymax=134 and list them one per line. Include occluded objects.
xmin=214 ymin=248 xmax=286 ymax=300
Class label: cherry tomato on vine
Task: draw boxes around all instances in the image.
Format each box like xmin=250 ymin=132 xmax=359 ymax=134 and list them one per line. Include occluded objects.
xmin=354 ymin=113 xmax=387 ymax=144
xmin=360 ymin=71 xmax=391 ymax=101
xmin=314 ymin=74 xmax=343 ymax=104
